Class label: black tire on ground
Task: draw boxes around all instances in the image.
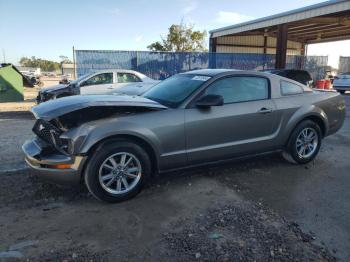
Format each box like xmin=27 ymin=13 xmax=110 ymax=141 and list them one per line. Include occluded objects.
xmin=84 ymin=140 xmax=152 ymax=203
xmin=283 ymin=120 xmax=322 ymax=164
xmin=338 ymin=90 xmax=345 ymax=94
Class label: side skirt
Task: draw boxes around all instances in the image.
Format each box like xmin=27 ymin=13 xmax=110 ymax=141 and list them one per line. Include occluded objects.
xmin=158 ymin=149 xmax=283 ymax=175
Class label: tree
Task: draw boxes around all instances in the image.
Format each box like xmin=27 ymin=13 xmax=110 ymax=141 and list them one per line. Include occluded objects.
xmin=19 ymin=56 xmax=60 ymax=72
xmin=59 ymin=55 xmax=73 ymax=64
xmin=148 ymin=22 xmax=207 ymax=52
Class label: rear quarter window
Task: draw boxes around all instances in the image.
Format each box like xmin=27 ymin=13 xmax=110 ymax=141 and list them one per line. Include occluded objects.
xmin=280 ymin=80 xmax=304 ymax=96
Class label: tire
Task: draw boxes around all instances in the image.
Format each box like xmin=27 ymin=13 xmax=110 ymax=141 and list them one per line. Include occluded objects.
xmin=84 ymin=140 xmax=152 ymax=203
xmin=283 ymin=120 xmax=322 ymax=164
xmin=338 ymin=90 xmax=345 ymax=94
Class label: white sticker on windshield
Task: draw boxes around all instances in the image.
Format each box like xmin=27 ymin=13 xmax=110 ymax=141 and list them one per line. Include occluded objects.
xmin=192 ymin=75 xmax=211 ymax=81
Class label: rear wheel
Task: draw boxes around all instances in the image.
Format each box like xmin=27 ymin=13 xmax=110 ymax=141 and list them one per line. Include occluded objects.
xmin=283 ymin=120 xmax=322 ymax=164
xmin=338 ymin=90 xmax=345 ymax=94
xmin=84 ymin=140 xmax=151 ymax=202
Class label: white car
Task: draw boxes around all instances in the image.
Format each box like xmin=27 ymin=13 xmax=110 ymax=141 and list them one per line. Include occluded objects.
xmin=333 ymin=72 xmax=350 ymax=94
xmin=37 ymin=69 xmax=160 ymax=103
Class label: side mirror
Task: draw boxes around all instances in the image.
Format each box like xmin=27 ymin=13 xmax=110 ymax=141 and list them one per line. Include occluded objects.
xmin=195 ymin=94 xmax=224 ymax=108
xmin=79 ymin=81 xmax=87 ymax=87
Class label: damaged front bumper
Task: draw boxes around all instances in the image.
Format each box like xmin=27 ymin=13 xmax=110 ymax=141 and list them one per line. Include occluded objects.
xmin=22 ymin=137 xmax=87 ymax=185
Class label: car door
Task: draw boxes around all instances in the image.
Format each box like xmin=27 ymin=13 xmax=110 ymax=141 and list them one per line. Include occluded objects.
xmin=79 ymin=72 xmax=114 ymax=95
xmin=185 ymin=75 xmax=279 ymax=165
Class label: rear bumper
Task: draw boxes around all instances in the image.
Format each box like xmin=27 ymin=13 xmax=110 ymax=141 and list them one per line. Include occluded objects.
xmin=22 ymin=138 xmax=87 ymax=185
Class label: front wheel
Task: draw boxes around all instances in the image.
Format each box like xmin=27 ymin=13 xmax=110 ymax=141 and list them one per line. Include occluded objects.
xmin=84 ymin=140 xmax=152 ymax=202
xmin=283 ymin=120 xmax=322 ymax=164
xmin=337 ymin=90 xmax=345 ymax=94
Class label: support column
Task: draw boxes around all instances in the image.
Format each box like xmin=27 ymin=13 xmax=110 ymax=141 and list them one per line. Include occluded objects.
xmin=275 ymin=24 xmax=288 ymax=69
xmin=263 ymin=32 xmax=268 ymax=70
xmin=209 ymin=36 xmax=217 ymax=69
xmin=209 ymin=36 xmax=217 ymax=53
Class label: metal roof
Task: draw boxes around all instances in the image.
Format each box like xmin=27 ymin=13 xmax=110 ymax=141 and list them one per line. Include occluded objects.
xmin=210 ymin=0 xmax=350 ymax=38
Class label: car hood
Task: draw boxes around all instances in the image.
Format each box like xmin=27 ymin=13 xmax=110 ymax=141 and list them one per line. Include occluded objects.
xmin=40 ymin=84 xmax=69 ymax=93
xmin=31 ymin=95 xmax=168 ymax=120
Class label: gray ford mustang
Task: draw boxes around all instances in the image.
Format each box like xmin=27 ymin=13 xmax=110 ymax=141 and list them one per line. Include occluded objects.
xmin=23 ymin=69 xmax=346 ymax=202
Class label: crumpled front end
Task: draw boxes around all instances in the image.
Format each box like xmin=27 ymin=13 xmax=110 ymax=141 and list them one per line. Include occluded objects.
xmin=23 ymin=94 xmax=167 ymax=185
xmin=22 ymin=136 xmax=87 ymax=185
xmin=22 ymin=112 xmax=98 ymax=185
xmin=36 ymin=91 xmax=53 ymax=104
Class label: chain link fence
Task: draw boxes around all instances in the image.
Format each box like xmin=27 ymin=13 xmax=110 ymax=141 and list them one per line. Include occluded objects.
xmin=75 ymin=50 xmax=328 ymax=80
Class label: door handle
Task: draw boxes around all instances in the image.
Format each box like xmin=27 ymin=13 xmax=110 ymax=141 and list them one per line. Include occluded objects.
xmin=257 ymin=107 xmax=273 ymax=114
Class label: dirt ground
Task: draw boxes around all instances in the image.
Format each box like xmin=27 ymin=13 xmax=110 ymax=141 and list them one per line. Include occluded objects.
xmin=0 ymin=94 xmax=349 ymax=261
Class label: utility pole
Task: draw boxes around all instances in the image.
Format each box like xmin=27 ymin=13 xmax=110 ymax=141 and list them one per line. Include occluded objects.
xmin=72 ymin=46 xmax=76 ymax=79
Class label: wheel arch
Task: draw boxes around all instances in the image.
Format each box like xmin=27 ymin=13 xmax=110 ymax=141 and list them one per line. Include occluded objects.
xmin=84 ymin=134 xmax=159 ymax=175
xmin=285 ymin=113 xmax=327 ymax=148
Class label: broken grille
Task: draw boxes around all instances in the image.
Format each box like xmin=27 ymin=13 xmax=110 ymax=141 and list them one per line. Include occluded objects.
xmin=32 ymin=119 xmax=64 ymax=148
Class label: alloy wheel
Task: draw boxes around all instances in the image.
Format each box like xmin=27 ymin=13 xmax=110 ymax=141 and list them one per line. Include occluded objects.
xmin=296 ymin=127 xmax=318 ymax=159
xmin=98 ymin=152 xmax=142 ymax=195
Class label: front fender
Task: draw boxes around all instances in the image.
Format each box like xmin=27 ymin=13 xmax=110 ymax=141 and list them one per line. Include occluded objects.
xmin=70 ymin=120 xmax=161 ymax=158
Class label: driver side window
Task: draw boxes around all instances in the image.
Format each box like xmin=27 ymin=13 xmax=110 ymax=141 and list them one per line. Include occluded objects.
xmin=204 ymin=76 xmax=269 ymax=104
xmin=83 ymin=73 xmax=113 ymax=86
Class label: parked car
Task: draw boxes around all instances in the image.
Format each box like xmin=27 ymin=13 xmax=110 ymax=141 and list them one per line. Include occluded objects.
xmin=262 ymin=69 xmax=313 ymax=88
xmin=36 ymin=69 xmax=159 ymax=103
xmin=23 ymin=73 xmax=44 ymax=87
xmin=23 ymin=69 xmax=346 ymax=202
xmin=333 ymin=72 xmax=350 ymax=94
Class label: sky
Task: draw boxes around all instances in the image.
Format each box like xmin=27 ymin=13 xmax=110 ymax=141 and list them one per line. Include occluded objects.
xmin=0 ymin=0 xmax=349 ymax=68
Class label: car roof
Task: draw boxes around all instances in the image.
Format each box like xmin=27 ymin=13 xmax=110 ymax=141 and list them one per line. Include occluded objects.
xmin=183 ymin=69 xmax=240 ymax=76
xmin=92 ymin=69 xmax=144 ymax=74
xmin=261 ymin=69 xmax=308 ymax=73
xmin=183 ymin=69 xmax=284 ymax=80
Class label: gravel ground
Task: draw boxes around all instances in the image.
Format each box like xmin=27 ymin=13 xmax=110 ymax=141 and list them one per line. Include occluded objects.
xmin=163 ymin=203 xmax=335 ymax=261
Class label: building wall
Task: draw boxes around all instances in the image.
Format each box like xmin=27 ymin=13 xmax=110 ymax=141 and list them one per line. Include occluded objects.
xmin=61 ymin=63 xmax=75 ymax=77
xmin=215 ymin=35 xmax=303 ymax=56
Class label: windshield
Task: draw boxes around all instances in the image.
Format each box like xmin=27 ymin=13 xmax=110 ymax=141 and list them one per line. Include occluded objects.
xmin=143 ymin=74 xmax=210 ymax=108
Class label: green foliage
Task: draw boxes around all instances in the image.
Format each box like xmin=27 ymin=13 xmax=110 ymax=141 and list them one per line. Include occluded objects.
xmin=19 ymin=56 xmax=61 ymax=72
xmin=59 ymin=55 xmax=73 ymax=64
xmin=148 ymin=22 xmax=207 ymax=52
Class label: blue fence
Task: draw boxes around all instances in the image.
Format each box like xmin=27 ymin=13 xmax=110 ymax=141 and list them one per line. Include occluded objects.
xmin=75 ymin=50 xmax=328 ymax=80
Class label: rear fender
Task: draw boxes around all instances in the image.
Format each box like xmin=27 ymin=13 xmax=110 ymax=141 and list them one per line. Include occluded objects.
xmin=283 ymin=105 xmax=328 ymax=144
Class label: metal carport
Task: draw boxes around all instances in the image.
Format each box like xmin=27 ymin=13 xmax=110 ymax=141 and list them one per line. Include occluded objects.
xmin=209 ymin=0 xmax=350 ymax=69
